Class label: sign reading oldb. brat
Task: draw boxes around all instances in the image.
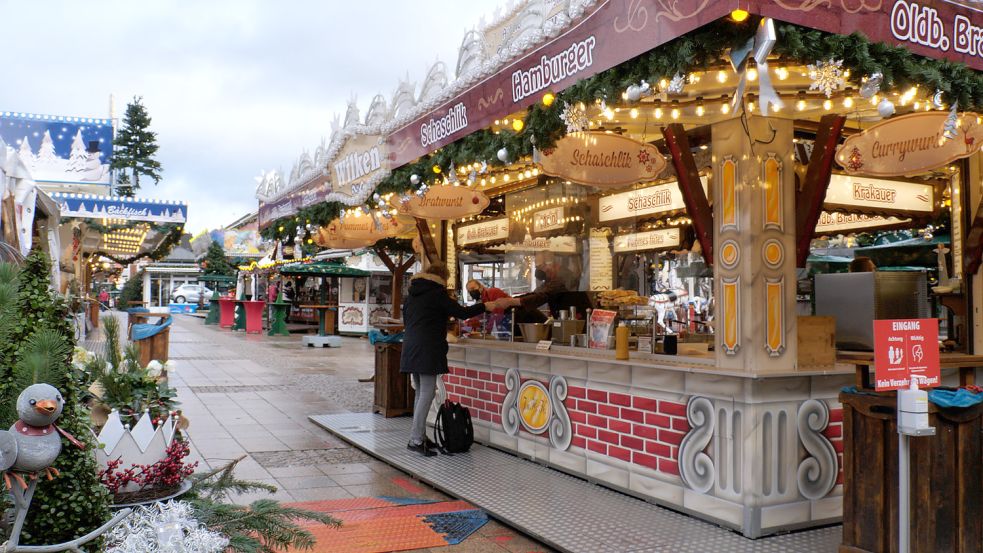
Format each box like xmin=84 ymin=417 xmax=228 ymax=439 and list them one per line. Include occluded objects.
xmin=836 ymin=111 xmax=982 ymax=177
xmin=540 ymin=132 xmax=666 ymax=189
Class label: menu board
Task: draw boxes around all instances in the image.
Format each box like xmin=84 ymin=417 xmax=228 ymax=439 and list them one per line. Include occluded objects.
xmin=589 ymin=309 xmax=617 ymax=349
xmin=589 ymin=229 xmax=613 ymax=291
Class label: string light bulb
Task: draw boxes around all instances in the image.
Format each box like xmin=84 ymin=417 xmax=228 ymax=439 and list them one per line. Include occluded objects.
xmin=432 ymin=164 xmax=441 ymax=174
xmin=747 ymin=67 xmax=758 ymax=81
xmin=630 ymin=107 xmax=639 ymax=119
xmin=654 ymin=101 xmax=663 ymax=119
xmin=670 ymin=100 xmax=680 ymax=120
xmin=731 ymin=9 xmax=749 ymax=22
xmin=843 ymin=88 xmax=854 ymax=108
xmin=512 ymin=119 xmax=524 ymax=132
xmin=823 ymin=98 xmax=833 ymax=111
xmin=796 ymin=91 xmax=807 ymax=111
xmin=720 ymin=97 xmax=731 ymax=114
xmin=542 ymin=92 xmax=555 ymax=106
xmin=775 ymin=67 xmax=789 ymax=81
xmin=695 ymin=97 xmax=705 ymax=117
xmin=716 ymin=70 xmax=728 ymax=83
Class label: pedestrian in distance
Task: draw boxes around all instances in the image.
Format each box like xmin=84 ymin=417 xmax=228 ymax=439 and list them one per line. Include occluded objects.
xmin=400 ymin=262 xmax=507 ymax=456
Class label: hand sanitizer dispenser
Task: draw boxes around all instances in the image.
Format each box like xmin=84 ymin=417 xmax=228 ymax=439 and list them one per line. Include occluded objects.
xmin=897 ymin=375 xmax=935 ymax=436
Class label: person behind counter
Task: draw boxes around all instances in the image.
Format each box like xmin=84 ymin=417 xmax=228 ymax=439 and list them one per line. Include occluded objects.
xmin=401 ymin=262 xmax=509 ymax=456
xmin=465 ymin=279 xmax=510 ymax=334
xmin=500 ymin=260 xmax=569 ymax=315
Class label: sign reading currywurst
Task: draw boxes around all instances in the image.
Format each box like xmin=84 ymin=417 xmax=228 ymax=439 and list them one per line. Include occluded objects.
xmin=835 ymin=111 xmax=982 ymax=176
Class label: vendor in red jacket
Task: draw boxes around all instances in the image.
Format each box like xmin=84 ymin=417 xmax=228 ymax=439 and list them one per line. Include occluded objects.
xmin=465 ymin=279 xmax=510 ymax=333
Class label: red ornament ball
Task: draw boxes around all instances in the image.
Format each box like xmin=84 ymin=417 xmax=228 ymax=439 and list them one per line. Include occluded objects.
xmin=472 ymin=196 xmax=480 ymax=204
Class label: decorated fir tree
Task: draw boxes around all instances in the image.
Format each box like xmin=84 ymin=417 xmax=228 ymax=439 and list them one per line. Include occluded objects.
xmin=111 ymin=96 xmax=162 ymax=196
xmin=203 ymin=241 xmax=235 ymax=276
xmin=0 ymin=250 xmax=112 ymax=549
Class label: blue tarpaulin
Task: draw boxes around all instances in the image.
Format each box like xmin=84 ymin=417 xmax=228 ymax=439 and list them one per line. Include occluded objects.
xmin=368 ymin=329 xmax=403 ymax=344
xmin=132 ymin=316 xmax=172 ymax=341
xmin=928 ymin=388 xmax=983 ymax=408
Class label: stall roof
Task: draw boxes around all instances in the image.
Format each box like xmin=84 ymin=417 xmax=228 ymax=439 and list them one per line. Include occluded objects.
xmin=278 ymin=261 xmax=369 ymax=277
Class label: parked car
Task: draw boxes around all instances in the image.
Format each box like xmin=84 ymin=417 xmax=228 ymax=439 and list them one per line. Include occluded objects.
xmin=170 ymin=284 xmax=213 ymax=304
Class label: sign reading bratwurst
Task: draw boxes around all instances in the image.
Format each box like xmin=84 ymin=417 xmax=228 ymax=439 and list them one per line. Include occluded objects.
xmin=398 ymin=186 xmax=491 ymax=220
xmin=836 ymin=111 xmax=982 ymax=177
xmin=540 ymin=132 xmax=666 ymax=188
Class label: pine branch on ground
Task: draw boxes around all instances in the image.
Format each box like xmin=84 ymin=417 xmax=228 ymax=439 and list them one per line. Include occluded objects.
xmin=187 ymin=457 xmax=340 ymax=552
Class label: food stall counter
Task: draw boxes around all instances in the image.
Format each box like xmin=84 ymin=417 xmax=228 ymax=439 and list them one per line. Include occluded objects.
xmin=439 ymin=339 xmax=855 ymax=539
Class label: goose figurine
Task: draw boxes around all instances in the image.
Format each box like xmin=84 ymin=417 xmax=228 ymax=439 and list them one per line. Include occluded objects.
xmin=0 ymin=383 xmax=84 ymax=489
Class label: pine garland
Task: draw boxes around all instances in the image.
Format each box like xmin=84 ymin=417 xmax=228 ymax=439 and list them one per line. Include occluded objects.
xmin=262 ymin=19 xmax=983 ymax=240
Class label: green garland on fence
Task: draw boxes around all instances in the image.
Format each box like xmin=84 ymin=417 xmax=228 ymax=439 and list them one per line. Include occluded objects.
xmin=261 ymin=18 xmax=983 ymax=241
xmin=90 ymin=224 xmax=183 ymax=265
xmin=63 ymin=218 xmax=177 ymax=235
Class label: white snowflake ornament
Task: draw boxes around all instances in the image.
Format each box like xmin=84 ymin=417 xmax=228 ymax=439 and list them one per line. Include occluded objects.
xmin=659 ymin=73 xmax=686 ymax=95
xmin=559 ymin=102 xmax=589 ymax=133
xmin=808 ymin=59 xmax=846 ymax=98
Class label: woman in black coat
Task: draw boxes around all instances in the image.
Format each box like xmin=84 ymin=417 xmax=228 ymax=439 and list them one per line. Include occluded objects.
xmin=400 ymin=262 xmax=496 ymax=456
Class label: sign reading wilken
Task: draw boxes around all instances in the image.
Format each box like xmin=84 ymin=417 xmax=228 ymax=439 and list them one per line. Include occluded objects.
xmin=540 ymin=132 xmax=666 ymax=189
xmin=331 ymin=133 xmax=389 ymax=202
xmin=835 ymin=111 xmax=982 ymax=177
xmin=314 ymin=214 xmax=412 ymax=249
xmin=398 ymin=186 xmax=490 ymax=220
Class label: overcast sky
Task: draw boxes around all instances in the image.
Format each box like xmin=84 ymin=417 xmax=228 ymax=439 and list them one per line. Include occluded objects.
xmin=0 ymin=0 xmax=502 ymax=233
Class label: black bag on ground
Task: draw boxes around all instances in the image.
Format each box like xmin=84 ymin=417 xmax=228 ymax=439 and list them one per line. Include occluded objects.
xmin=433 ymin=400 xmax=473 ymax=454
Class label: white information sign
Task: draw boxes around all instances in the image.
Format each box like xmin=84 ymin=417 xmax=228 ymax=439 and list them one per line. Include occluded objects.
xmin=598 ymin=177 xmax=707 ymax=222
xmin=824 ymin=175 xmax=935 ymax=215
xmin=457 ymin=218 xmax=510 ymax=247
xmin=612 ymin=228 xmax=681 ymax=253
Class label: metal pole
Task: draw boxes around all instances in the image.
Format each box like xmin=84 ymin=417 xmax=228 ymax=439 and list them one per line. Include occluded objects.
xmin=899 ymin=428 xmax=910 ymax=553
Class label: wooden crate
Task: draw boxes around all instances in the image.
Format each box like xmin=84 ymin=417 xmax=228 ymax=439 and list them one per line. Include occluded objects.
xmin=839 ymin=392 xmax=983 ymax=553
xmin=373 ymin=343 xmax=414 ymax=417
xmin=797 ymin=316 xmax=836 ymax=368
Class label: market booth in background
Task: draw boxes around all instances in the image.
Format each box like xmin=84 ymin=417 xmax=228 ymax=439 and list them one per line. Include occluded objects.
xmin=257 ymin=0 xmax=983 ymax=543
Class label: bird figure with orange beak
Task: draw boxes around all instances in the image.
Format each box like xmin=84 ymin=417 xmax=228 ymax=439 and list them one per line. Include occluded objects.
xmin=0 ymin=383 xmax=84 ymax=489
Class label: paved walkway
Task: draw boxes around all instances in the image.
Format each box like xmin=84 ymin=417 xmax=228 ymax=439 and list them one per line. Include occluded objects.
xmin=164 ymin=314 xmax=553 ymax=552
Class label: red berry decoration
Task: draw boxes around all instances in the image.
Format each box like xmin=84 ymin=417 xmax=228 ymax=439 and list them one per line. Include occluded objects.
xmin=472 ymin=195 xmax=480 ymax=204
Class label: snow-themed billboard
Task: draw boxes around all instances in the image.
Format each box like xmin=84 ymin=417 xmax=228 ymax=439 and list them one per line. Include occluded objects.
xmin=0 ymin=112 xmax=113 ymax=187
xmin=51 ymin=193 xmax=186 ymax=224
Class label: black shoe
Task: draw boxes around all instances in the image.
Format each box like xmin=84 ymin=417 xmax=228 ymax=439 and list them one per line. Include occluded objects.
xmin=407 ymin=440 xmax=437 ymax=457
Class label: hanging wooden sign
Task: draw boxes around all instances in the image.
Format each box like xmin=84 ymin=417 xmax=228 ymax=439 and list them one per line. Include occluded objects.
xmin=814 ymin=211 xmax=911 ymax=234
xmin=492 ymin=236 xmax=579 ymax=253
xmin=457 ymin=217 xmax=510 ymax=247
xmin=314 ymin=214 xmax=412 ymax=249
xmin=835 ymin=111 xmax=982 ymax=177
xmin=598 ymin=176 xmax=707 ymax=222
xmin=397 ymin=186 xmax=490 ymax=220
xmin=540 ymin=132 xmax=666 ymax=188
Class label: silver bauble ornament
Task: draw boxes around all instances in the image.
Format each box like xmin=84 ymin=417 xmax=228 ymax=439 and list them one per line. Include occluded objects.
xmin=497 ymin=148 xmax=510 ymax=163
xmin=410 ymin=174 xmax=421 ymax=185
xmin=932 ymin=90 xmax=945 ymax=109
xmin=877 ymin=98 xmax=896 ymax=118
xmin=859 ymin=72 xmax=883 ymax=99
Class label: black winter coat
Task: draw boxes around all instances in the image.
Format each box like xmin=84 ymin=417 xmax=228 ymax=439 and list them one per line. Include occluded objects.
xmin=400 ymin=274 xmax=485 ymax=375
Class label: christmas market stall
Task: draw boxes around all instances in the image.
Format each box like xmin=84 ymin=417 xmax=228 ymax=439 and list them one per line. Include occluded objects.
xmin=258 ymin=0 xmax=983 ymax=542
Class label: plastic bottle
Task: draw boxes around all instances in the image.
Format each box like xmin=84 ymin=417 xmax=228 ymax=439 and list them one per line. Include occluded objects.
xmin=615 ymin=322 xmax=630 ymax=360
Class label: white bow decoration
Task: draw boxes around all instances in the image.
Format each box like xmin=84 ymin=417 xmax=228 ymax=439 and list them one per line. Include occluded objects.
xmin=729 ymin=17 xmax=784 ymax=115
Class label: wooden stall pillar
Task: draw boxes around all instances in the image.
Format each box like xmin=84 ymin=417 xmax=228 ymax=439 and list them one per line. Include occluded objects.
xmin=375 ymin=247 xmax=415 ymax=319
xmin=710 ymin=116 xmax=800 ymax=373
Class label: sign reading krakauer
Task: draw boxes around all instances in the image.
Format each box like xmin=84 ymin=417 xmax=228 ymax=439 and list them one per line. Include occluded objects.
xmin=398 ymin=186 xmax=491 ymax=220
xmin=835 ymin=111 xmax=982 ymax=177
xmin=599 ymin=177 xmax=707 ymax=222
xmin=457 ymin=217 xmax=510 ymax=247
xmin=824 ymin=174 xmax=935 ymax=215
xmin=612 ymin=228 xmax=681 ymax=253
xmin=540 ymin=132 xmax=667 ymax=189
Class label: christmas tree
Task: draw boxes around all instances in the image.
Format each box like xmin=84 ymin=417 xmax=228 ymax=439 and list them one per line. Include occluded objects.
xmin=36 ymin=130 xmax=57 ymax=166
xmin=0 ymin=250 xmax=112 ymax=549
xmin=111 ymin=97 xmax=162 ymax=196
xmin=203 ymin=241 xmax=234 ymax=276
xmin=846 ymin=146 xmax=864 ymax=172
xmin=17 ymin=137 xmax=33 ymax=165
xmin=68 ymin=130 xmax=86 ymax=172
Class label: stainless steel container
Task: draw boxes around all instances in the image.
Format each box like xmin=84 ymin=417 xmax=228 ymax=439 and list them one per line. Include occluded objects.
xmin=518 ymin=323 xmax=551 ymax=343
xmin=552 ymin=319 xmax=585 ymax=344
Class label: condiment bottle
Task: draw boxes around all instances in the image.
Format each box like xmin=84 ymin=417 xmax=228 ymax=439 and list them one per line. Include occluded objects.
xmin=615 ymin=322 xmax=630 ymax=360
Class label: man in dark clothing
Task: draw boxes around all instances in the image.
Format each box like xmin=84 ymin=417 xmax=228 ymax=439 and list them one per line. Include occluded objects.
xmin=502 ymin=262 xmax=569 ymax=314
xmin=400 ymin=262 xmax=505 ymax=456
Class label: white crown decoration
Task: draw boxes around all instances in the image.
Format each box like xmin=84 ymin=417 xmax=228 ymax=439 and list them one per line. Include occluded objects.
xmin=96 ymin=409 xmax=180 ymax=492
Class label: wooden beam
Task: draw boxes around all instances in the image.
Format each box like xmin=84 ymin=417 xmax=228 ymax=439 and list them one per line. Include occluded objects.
xmin=796 ymin=114 xmax=846 ymax=268
xmin=374 ymin=247 xmax=416 ymax=319
xmin=963 ymin=198 xmax=983 ymax=276
xmin=414 ymin=217 xmax=440 ymax=265
xmin=662 ymin=124 xmax=714 ymax=265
